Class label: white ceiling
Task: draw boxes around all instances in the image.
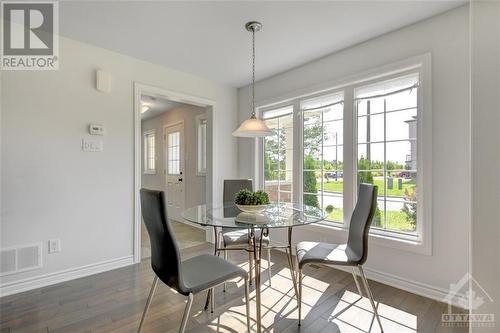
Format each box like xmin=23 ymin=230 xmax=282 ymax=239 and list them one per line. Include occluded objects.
xmin=140 ymin=95 xmax=190 ymax=121
xmin=60 ymin=1 xmax=466 ymax=87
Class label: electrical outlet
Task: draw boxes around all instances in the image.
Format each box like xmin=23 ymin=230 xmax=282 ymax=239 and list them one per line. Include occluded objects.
xmin=48 ymin=239 xmax=61 ymax=254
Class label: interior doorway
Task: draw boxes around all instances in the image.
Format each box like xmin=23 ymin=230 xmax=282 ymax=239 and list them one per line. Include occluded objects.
xmin=134 ymin=83 xmax=215 ymax=262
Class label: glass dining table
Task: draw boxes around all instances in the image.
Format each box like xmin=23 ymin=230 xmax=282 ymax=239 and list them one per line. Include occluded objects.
xmin=182 ymin=202 xmax=325 ymax=333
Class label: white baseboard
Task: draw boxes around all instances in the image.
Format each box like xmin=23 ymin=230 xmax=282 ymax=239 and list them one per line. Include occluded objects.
xmin=0 ymin=255 xmax=134 ymax=298
xmin=349 ymin=266 xmax=467 ymax=310
xmin=1 ymin=245 xmax=468 ymax=310
xmin=269 ymin=241 xmax=467 ymax=310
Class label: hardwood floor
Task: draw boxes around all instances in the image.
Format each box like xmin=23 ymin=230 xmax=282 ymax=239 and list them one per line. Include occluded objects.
xmin=0 ymin=243 xmax=466 ymax=333
xmin=141 ymin=220 xmax=205 ymax=259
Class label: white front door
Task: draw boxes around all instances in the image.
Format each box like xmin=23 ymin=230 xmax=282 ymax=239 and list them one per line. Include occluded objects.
xmin=165 ymin=122 xmax=185 ymax=221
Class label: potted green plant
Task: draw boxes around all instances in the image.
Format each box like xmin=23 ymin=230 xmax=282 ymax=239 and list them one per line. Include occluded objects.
xmin=234 ymin=189 xmax=270 ymax=214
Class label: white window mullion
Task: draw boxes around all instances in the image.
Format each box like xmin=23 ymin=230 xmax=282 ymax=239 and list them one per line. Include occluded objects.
xmin=344 ymin=88 xmax=355 ymax=227
xmin=320 ymin=109 xmax=324 ymax=212
xmin=383 ymin=98 xmax=388 ymax=230
xmin=294 ymin=99 xmax=303 ymax=206
xmin=277 ymin=117 xmax=281 ymax=203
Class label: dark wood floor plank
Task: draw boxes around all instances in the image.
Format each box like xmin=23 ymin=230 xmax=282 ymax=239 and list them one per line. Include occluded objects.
xmin=0 ymin=237 xmax=466 ymax=333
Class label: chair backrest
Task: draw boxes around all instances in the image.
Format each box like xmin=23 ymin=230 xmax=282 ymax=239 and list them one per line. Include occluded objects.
xmin=140 ymin=188 xmax=185 ymax=293
xmin=223 ymin=179 xmax=253 ymax=203
xmin=223 ymin=179 xmax=253 ymax=219
xmin=346 ymin=183 xmax=378 ymax=265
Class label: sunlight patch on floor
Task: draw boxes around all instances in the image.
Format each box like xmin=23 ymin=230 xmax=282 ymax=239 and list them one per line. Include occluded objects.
xmin=322 ymin=290 xmax=417 ymax=333
xmin=190 ymin=265 xmax=418 ymax=332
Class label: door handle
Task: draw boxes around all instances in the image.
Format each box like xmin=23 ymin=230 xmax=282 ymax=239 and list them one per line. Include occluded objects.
xmin=178 ymin=178 xmax=183 ymax=182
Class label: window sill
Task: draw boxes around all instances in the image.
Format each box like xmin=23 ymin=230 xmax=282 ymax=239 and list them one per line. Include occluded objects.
xmin=305 ymin=222 xmax=431 ymax=256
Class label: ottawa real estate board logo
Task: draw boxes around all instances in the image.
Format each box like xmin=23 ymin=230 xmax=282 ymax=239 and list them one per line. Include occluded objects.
xmin=1 ymin=1 xmax=59 ymax=70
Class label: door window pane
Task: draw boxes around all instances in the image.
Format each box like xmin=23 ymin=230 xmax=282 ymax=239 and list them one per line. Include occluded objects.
xmin=167 ymin=131 xmax=181 ymax=175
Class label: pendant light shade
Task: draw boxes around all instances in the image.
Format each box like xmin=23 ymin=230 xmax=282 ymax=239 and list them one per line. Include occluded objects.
xmin=232 ymin=116 xmax=274 ymax=137
xmin=233 ymin=21 xmax=274 ymax=138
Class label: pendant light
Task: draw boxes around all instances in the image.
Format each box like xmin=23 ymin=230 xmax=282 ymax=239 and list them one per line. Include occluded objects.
xmin=232 ymin=21 xmax=274 ymax=137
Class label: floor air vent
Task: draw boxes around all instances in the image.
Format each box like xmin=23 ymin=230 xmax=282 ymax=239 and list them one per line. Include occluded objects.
xmin=0 ymin=243 xmax=42 ymax=276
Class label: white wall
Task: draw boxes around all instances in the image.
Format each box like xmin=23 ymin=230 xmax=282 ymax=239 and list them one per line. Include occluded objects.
xmin=141 ymin=105 xmax=207 ymax=209
xmin=0 ymin=36 xmax=238 ymax=292
xmin=471 ymin=1 xmax=500 ymax=330
xmin=238 ymin=6 xmax=469 ymax=301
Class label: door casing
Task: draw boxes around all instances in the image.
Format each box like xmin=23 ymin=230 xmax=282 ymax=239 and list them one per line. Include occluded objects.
xmin=133 ymin=82 xmax=217 ymax=263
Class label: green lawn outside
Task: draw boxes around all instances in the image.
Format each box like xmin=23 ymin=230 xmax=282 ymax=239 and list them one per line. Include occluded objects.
xmin=322 ymin=207 xmax=415 ymax=232
xmin=325 ymin=207 xmax=343 ymax=222
xmin=319 ymin=177 xmax=415 ymax=197
xmin=380 ymin=211 xmax=416 ymax=232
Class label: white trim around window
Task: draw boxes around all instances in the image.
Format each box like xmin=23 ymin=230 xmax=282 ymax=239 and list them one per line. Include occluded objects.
xmin=143 ymin=129 xmax=156 ymax=175
xmin=255 ymin=54 xmax=432 ymax=255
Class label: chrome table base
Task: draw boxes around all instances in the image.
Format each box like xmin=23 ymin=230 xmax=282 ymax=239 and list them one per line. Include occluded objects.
xmin=205 ymin=225 xmax=298 ymax=333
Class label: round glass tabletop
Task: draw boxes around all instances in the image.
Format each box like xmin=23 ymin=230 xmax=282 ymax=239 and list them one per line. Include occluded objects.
xmin=181 ymin=202 xmax=325 ymax=229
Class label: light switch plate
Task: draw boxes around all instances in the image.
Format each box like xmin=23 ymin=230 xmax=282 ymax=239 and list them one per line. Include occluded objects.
xmin=82 ymin=139 xmax=103 ymax=152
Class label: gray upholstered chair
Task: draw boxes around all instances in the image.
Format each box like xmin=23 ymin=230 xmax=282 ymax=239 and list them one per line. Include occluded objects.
xmin=138 ymin=189 xmax=250 ymax=333
xmin=218 ymin=179 xmax=272 ymax=289
xmin=295 ymin=183 xmax=384 ymax=332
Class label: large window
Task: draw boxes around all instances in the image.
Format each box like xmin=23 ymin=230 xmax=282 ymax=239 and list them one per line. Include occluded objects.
xmin=258 ymin=61 xmax=428 ymax=247
xmin=263 ymin=106 xmax=294 ymax=203
xmin=355 ymin=73 xmax=419 ymax=233
xmin=302 ymin=92 xmax=344 ymax=223
xmin=143 ymin=129 xmax=156 ymax=174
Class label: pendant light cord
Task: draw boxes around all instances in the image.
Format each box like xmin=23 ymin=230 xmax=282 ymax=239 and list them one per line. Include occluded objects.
xmin=251 ymin=28 xmax=256 ymax=119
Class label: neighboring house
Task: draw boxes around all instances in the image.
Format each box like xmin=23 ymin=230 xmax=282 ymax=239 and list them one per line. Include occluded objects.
xmin=405 ymin=115 xmax=417 ymax=180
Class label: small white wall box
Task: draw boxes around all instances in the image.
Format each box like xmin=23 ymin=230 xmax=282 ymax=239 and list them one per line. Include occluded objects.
xmin=96 ymin=70 xmax=111 ymax=93
xmin=89 ymin=124 xmax=105 ymax=135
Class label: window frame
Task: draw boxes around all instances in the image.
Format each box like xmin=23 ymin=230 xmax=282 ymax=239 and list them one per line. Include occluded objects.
xmin=255 ymin=54 xmax=432 ymax=255
xmin=261 ymin=105 xmax=295 ymax=204
xmin=196 ymin=114 xmax=208 ymax=176
xmin=353 ymin=71 xmax=424 ymax=239
xmin=301 ymin=92 xmax=346 ymax=225
xmin=143 ymin=129 xmax=156 ymax=175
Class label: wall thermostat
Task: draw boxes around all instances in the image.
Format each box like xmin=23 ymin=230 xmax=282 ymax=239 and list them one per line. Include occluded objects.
xmin=89 ymin=124 xmax=105 ymax=135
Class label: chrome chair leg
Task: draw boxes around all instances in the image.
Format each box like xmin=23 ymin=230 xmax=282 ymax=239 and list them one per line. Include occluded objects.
xmin=223 ymin=250 xmax=228 ymax=292
xmin=286 ymin=248 xmax=299 ymax=299
xmin=298 ymin=268 xmax=303 ymax=326
xmin=358 ymin=266 xmax=384 ymax=332
xmin=179 ymin=293 xmax=194 ymax=333
xmin=248 ymin=249 xmax=253 ymax=285
xmin=267 ymin=247 xmax=272 ymax=286
xmin=137 ymin=275 xmax=158 ymax=333
xmin=244 ymin=276 xmax=251 ymax=333
xmin=351 ymin=267 xmax=364 ymax=297
xmin=210 ymin=287 xmax=215 ymax=313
